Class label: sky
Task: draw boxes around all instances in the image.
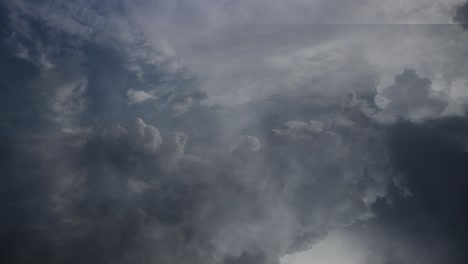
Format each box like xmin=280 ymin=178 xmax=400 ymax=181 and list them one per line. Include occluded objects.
xmin=1 ymin=0 xmax=468 ymax=263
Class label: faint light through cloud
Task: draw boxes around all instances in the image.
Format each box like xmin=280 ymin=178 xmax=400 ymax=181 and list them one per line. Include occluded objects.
xmin=280 ymin=230 xmax=367 ymax=264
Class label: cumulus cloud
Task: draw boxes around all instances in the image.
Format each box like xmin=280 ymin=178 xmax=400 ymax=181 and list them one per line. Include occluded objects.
xmin=130 ymin=117 xmax=163 ymax=153
xmin=0 ymin=95 xmax=404 ymax=264
xmin=232 ymin=135 xmax=261 ymax=155
xmin=342 ymin=91 xmax=374 ymax=125
xmin=376 ymin=69 xmax=449 ymax=122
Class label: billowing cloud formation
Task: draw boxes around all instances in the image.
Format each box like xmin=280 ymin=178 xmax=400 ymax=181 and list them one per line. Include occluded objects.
xmin=377 ymin=69 xmax=449 ymax=122
xmin=2 ymin=0 xmax=468 ymax=264
xmin=342 ymin=91 xmax=374 ymax=125
xmin=232 ymin=135 xmax=261 ymax=155
xmin=0 ymin=104 xmax=403 ymax=264
xmin=131 ymin=117 xmax=163 ymax=152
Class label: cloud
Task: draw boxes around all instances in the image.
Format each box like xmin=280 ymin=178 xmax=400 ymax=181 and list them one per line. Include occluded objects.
xmin=232 ymin=135 xmax=261 ymax=155
xmin=376 ymin=69 xmax=449 ymax=122
xmin=342 ymin=91 xmax=374 ymax=125
xmin=127 ymin=179 xmax=153 ymax=195
xmin=130 ymin=117 xmax=163 ymax=153
xmin=127 ymin=88 xmax=155 ymax=104
xmin=2 ymin=1 xmax=468 ymax=264
xmin=5 ymin=0 xmax=465 ymax=109
xmin=50 ymin=77 xmax=88 ymax=128
xmin=172 ymin=97 xmax=194 ymax=115
xmin=361 ymin=116 xmax=468 ymax=264
xmin=0 ymin=92 xmax=404 ymax=264
xmin=281 ymin=116 xmax=468 ymax=264
xmin=454 ymin=1 xmax=468 ymax=30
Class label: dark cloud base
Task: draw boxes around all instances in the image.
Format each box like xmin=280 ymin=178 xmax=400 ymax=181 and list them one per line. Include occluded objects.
xmin=454 ymin=1 xmax=468 ymax=30
xmin=368 ymin=117 xmax=468 ymax=264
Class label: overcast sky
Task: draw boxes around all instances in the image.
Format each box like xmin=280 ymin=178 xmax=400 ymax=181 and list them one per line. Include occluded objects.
xmin=1 ymin=1 xmax=468 ymax=264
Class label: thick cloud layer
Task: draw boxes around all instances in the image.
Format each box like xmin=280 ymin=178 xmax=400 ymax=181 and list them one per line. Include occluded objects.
xmin=0 ymin=103 xmax=402 ymax=264
xmin=2 ymin=1 xmax=468 ymax=264
xmin=363 ymin=117 xmax=468 ymax=264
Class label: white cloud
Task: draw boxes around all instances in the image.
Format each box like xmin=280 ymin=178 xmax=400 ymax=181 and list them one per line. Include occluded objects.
xmin=127 ymin=88 xmax=155 ymax=104
xmin=232 ymin=135 xmax=261 ymax=155
xmin=131 ymin=117 xmax=163 ymax=153
xmin=172 ymin=97 xmax=194 ymax=115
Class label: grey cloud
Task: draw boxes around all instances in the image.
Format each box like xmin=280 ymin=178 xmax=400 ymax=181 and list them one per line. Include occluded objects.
xmin=127 ymin=88 xmax=155 ymax=104
xmin=357 ymin=116 xmax=468 ymax=264
xmin=130 ymin=117 xmax=162 ymax=153
xmin=172 ymin=97 xmax=194 ymax=116
xmin=0 ymin=91 xmax=403 ymax=264
xmin=342 ymin=91 xmax=373 ymax=125
xmin=254 ymin=93 xmax=399 ymax=254
xmin=232 ymin=135 xmax=261 ymax=155
xmin=158 ymin=132 xmax=188 ymax=170
xmin=283 ymin=116 xmax=468 ymax=264
xmin=7 ymin=0 xmax=468 ymax=115
xmin=3 ymin=0 xmax=204 ymax=127
xmin=377 ymin=69 xmax=449 ymax=122
xmin=3 ymin=1 xmax=468 ymax=264
xmin=127 ymin=179 xmax=153 ymax=195
xmin=454 ymin=1 xmax=468 ymax=30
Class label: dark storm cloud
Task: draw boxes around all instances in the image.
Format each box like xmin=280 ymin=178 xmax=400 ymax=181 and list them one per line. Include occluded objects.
xmin=43 ymin=92 xmax=395 ymax=264
xmin=0 ymin=60 xmax=402 ymax=264
xmin=454 ymin=1 xmax=468 ymax=30
xmin=281 ymin=116 xmax=468 ymax=264
xmin=359 ymin=116 xmax=468 ymax=264
xmin=3 ymin=0 xmax=468 ymax=264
